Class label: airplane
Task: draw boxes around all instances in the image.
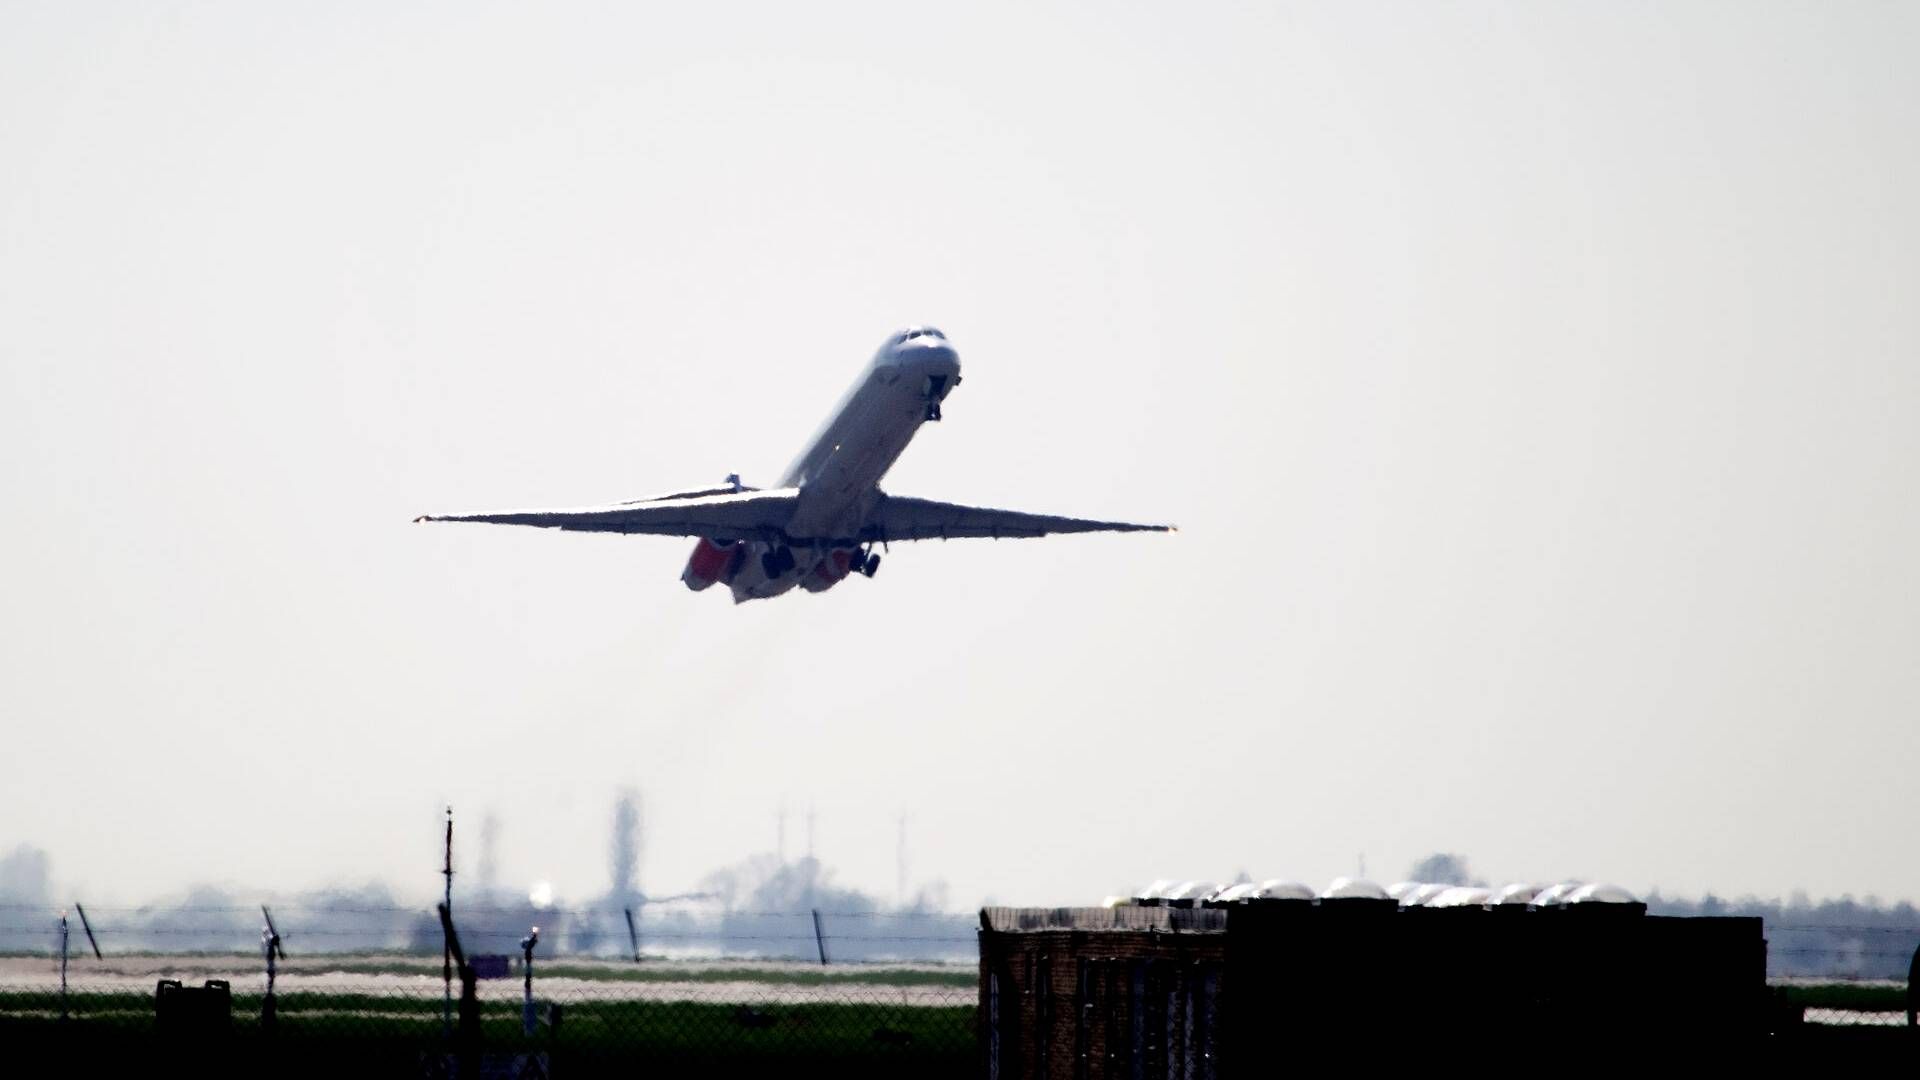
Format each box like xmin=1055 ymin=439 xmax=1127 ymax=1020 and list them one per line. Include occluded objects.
xmin=415 ymin=327 xmax=1172 ymax=603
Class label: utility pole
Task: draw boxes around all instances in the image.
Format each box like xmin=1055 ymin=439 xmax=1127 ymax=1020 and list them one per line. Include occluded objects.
xmin=442 ymin=806 xmax=454 ymax=1040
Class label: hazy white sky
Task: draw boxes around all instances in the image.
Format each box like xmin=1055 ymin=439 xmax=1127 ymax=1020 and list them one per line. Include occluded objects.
xmin=3 ymin=2 xmax=1916 ymax=909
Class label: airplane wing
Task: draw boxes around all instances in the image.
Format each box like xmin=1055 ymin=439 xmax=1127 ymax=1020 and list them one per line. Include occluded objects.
xmin=860 ymin=494 xmax=1174 ymax=542
xmin=415 ymin=488 xmax=798 ymax=540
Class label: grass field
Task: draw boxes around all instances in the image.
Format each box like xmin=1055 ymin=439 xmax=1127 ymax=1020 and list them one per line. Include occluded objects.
xmin=1772 ymin=980 xmax=1908 ymax=1013
xmin=0 ymin=988 xmax=977 ymax=1079
xmin=1 ymin=970 xmax=1908 ymax=1075
xmin=0 ymin=954 xmax=980 ymax=1076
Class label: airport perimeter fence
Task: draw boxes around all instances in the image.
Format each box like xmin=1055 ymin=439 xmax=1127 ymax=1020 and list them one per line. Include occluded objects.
xmin=0 ymin=904 xmax=982 ymax=1076
xmin=1 ymin=903 xmax=1915 ymax=1070
xmin=0 ymin=978 xmax=979 ymax=1078
xmin=1767 ymin=924 xmax=1919 ymax=1030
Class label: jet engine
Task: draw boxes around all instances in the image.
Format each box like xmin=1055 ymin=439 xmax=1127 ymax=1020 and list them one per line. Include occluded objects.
xmin=800 ymin=547 xmax=859 ymax=593
xmin=681 ymin=538 xmax=743 ymax=591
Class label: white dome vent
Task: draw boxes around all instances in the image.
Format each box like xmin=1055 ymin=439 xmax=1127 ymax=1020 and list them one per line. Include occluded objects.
xmin=1319 ymin=876 xmax=1390 ymax=901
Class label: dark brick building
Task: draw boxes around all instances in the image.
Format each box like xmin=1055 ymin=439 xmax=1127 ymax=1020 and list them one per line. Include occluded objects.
xmin=979 ymin=899 xmax=1766 ymax=1076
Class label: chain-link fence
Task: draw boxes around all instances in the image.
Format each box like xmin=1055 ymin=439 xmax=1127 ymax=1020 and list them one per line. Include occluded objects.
xmin=1767 ymin=924 xmax=1919 ymax=1030
xmin=0 ymin=963 xmax=977 ymax=1077
xmin=0 ymin=903 xmax=980 ymax=1076
xmin=2 ymin=905 xmax=1914 ymax=1073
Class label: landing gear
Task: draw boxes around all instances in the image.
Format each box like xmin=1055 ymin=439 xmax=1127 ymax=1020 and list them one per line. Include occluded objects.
xmin=761 ymin=545 xmax=797 ymax=578
xmin=845 ymin=545 xmax=880 ymax=578
xmin=923 ymin=374 xmax=948 ymax=422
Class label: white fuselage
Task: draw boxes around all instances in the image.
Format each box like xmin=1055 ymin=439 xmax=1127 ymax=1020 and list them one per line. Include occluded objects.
xmin=683 ymin=327 xmax=961 ymax=602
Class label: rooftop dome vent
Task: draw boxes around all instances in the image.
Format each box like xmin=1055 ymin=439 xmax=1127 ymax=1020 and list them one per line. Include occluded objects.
xmin=1163 ymin=880 xmax=1221 ymax=905
xmin=1319 ymin=877 xmax=1390 ymax=901
xmin=1490 ymin=883 xmax=1539 ymax=906
xmin=1566 ymin=883 xmax=1638 ymax=905
xmin=1530 ymin=882 xmax=1583 ymax=908
xmin=1402 ymin=883 xmax=1450 ymax=907
xmin=1254 ymin=880 xmax=1315 ymax=901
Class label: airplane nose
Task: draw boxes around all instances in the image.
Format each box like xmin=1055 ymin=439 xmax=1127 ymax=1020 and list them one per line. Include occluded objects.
xmin=893 ymin=336 xmax=961 ymax=377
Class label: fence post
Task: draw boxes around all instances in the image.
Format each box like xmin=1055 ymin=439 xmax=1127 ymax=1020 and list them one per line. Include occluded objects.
xmin=58 ymin=914 xmax=69 ymax=1022
xmin=438 ymin=901 xmax=480 ymax=1074
xmin=260 ymin=906 xmax=284 ymax=1032
xmin=812 ymin=909 xmax=829 ymax=965
xmin=521 ymin=927 xmax=540 ymax=1037
xmin=441 ymin=807 xmax=454 ymax=1042
xmin=75 ymin=904 xmax=103 ymax=959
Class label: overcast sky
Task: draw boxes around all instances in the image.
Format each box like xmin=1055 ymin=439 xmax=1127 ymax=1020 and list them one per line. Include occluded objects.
xmin=3 ymin=2 xmax=1916 ymax=910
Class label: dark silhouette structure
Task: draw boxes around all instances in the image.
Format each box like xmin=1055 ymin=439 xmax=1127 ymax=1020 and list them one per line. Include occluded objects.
xmin=979 ymin=899 xmax=1768 ymax=1074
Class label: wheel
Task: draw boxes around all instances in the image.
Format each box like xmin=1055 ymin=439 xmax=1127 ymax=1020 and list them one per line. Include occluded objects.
xmin=760 ymin=551 xmax=779 ymax=578
xmin=776 ymin=545 xmax=797 ymax=574
xmin=864 ymin=553 xmax=881 ymax=577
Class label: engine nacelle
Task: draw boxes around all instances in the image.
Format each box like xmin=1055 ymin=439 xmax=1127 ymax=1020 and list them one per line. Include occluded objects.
xmin=681 ymin=538 xmax=742 ymax=591
xmin=799 ymin=547 xmax=858 ymax=593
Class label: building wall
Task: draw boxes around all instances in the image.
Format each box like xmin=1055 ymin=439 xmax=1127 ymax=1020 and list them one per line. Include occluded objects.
xmin=979 ymin=907 xmax=1226 ymax=1080
xmin=979 ymin=903 xmax=1768 ymax=1075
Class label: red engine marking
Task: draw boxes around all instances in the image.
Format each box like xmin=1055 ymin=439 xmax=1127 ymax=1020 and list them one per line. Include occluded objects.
xmin=810 ymin=548 xmax=856 ymax=584
xmin=685 ymin=538 xmax=734 ymax=583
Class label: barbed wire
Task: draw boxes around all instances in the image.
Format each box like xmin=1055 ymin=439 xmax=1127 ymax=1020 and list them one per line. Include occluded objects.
xmin=0 ymin=925 xmax=975 ymax=944
xmin=3 ymin=903 xmax=1912 ymax=929
xmin=1765 ymin=924 xmax=1920 ymax=934
xmin=0 ymin=903 xmax=970 ymax=918
xmin=1769 ymin=947 xmax=1917 ymax=959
